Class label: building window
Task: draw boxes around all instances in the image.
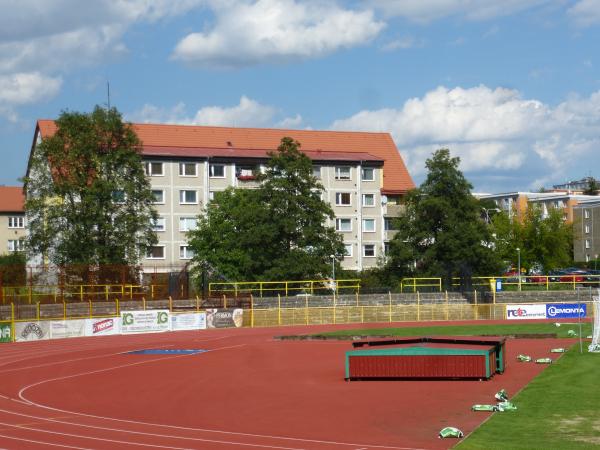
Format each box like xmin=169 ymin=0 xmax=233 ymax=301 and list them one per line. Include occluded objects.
xmin=210 ymin=164 xmax=225 ymax=178
xmin=236 ymin=166 xmax=256 ymax=180
xmin=335 ymin=218 xmax=352 ymax=232
xmin=585 ymin=209 xmax=591 ymax=219
xmin=144 ymin=162 xmax=163 ymax=176
xmin=585 ymin=225 xmax=591 ymax=234
xmin=152 ymin=217 xmax=166 ymax=232
xmin=586 ymin=254 xmax=591 ymax=262
xmin=343 ymin=244 xmax=353 ymax=257
xmin=179 ymin=162 xmax=197 ymax=177
xmin=335 ymin=192 xmax=351 ymax=206
xmin=179 ymin=217 xmax=198 ymax=232
xmin=8 ymin=239 xmax=25 ymax=252
xmin=361 ymin=168 xmax=374 ymax=181
xmin=363 ymin=244 xmax=376 ymax=257
xmin=335 ymin=166 xmax=351 ymax=180
xmin=208 ymin=191 xmax=216 ymax=202
xmin=146 ymin=245 xmax=165 ymax=259
xmin=362 ymin=218 xmax=376 ymax=232
xmin=179 ymin=245 xmax=194 ymax=259
xmin=112 ymin=190 xmax=126 ymax=203
xmin=384 ymin=217 xmax=398 ymax=231
xmin=152 ymin=190 xmax=165 ymax=204
xmin=179 ymin=190 xmax=198 ymax=204
xmin=362 ymin=193 xmax=375 ymax=207
xmin=8 ymin=216 xmax=24 ymax=228
xmin=384 ymin=242 xmax=390 ymax=254
xmin=313 ymin=166 xmax=321 ymax=179
xmin=585 ymin=239 xmax=591 ymax=249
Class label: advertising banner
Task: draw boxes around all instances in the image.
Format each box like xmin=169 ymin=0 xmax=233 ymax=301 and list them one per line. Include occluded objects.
xmin=50 ymin=319 xmax=86 ymax=339
xmin=546 ymin=303 xmax=587 ymax=319
xmin=85 ymin=317 xmax=120 ymax=337
xmin=121 ymin=310 xmax=170 ymax=334
xmin=15 ymin=321 xmax=50 ymax=342
xmin=0 ymin=322 xmax=12 ymax=343
xmin=506 ymin=304 xmax=547 ymax=320
xmin=171 ymin=313 xmax=207 ymax=331
xmin=206 ymin=308 xmax=244 ymax=328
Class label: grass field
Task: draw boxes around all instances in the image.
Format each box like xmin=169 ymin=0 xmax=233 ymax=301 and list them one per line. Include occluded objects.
xmin=321 ymin=322 xmax=598 ymax=450
xmin=322 ymin=322 xmax=593 ymax=340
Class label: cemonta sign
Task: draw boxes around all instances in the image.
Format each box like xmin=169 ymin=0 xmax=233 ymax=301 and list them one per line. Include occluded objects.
xmin=546 ymin=303 xmax=587 ymax=319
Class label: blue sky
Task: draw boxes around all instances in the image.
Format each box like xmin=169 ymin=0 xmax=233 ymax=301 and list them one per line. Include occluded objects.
xmin=1 ymin=0 xmax=599 ymax=193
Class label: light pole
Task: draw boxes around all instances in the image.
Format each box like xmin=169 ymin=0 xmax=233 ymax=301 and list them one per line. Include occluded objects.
xmin=482 ymin=207 xmax=500 ymax=224
xmin=516 ymin=247 xmax=521 ymax=291
xmin=330 ymin=255 xmax=336 ymax=292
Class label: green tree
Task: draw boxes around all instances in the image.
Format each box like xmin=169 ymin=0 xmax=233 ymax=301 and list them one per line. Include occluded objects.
xmin=0 ymin=252 xmax=27 ymax=285
xmin=583 ymin=177 xmax=599 ymax=196
xmin=491 ymin=205 xmax=573 ymax=272
xmin=24 ymin=106 xmax=158 ymax=266
xmin=386 ymin=149 xmax=502 ymax=287
xmin=188 ymin=137 xmax=345 ymax=281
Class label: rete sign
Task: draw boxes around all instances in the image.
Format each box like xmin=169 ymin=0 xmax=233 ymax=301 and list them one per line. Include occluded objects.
xmin=506 ymin=304 xmax=547 ymax=320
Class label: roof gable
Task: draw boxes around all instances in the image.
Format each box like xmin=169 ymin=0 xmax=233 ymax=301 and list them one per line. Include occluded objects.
xmin=36 ymin=120 xmax=414 ymax=193
xmin=0 ymin=186 xmax=24 ymax=213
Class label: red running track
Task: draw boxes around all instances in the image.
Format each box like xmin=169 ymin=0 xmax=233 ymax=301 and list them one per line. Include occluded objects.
xmin=0 ymin=320 xmax=575 ymax=450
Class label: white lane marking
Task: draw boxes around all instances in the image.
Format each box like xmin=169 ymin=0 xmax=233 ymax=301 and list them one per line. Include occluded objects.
xmin=13 ymin=340 xmax=423 ymax=450
xmin=0 ymin=407 xmax=309 ymax=450
xmin=0 ymin=432 xmax=95 ymax=450
xmin=0 ymin=420 xmax=306 ymax=450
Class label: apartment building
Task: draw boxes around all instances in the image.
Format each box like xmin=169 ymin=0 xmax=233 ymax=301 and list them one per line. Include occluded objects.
xmin=573 ymin=199 xmax=600 ymax=263
xmin=0 ymin=186 xmax=26 ymax=255
xmin=31 ymin=121 xmax=414 ymax=272
xmin=478 ymin=192 xmax=597 ymax=222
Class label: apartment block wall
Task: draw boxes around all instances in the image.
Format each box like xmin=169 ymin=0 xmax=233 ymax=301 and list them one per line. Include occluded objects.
xmin=573 ymin=205 xmax=600 ymax=262
xmin=142 ymin=158 xmax=393 ymax=271
xmin=0 ymin=213 xmax=26 ymax=255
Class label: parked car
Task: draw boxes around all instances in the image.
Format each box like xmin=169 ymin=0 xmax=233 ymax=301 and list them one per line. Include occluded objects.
xmin=548 ymin=269 xmax=588 ymax=283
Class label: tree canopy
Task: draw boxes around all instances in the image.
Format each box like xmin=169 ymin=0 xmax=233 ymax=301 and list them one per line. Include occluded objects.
xmin=386 ymin=149 xmax=501 ymax=286
xmin=24 ymin=106 xmax=158 ymax=266
xmin=187 ymin=137 xmax=345 ymax=281
xmin=491 ymin=205 xmax=573 ymax=272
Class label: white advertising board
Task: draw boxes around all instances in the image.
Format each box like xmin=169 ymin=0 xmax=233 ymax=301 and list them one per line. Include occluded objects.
xmin=170 ymin=312 xmax=207 ymax=331
xmin=121 ymin=310 xmax=170 ymax=334
xmin=506 ymin=304 xmax=547 ymax=320
xmin=85 ymin=317 xmax=121 ymax=337
xmin=15 ymin=321 xmax=50 ymax=342
xmin=50 ymin=319 xmax=86 ymax=339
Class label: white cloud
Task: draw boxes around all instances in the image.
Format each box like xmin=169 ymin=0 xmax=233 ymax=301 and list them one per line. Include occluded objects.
xmin=0 ymin=0 xmax=203 ymax=119
xmin=381 ymin=36 xmax=423 ymax=51
xmin=330 ymin=85 xmax=600 ymax=191
xmin=0 ymin=72 xmax=62 ymax=122
xmin=172 ymin=0 xmax=385 ymax=67
xmin=567 ymin=0 xmax=600 ymax=27
xmin=128 ymin=96 xmax=303 ymax=129
xmin=369 ymin=0 xmax=549 ymax=23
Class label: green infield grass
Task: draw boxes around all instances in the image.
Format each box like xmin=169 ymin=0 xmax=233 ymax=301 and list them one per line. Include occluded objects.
xmin=321 ymin=322 xmax=597 ymax=450
xmin=456 ymin=347 xmax=599 ymax=450
xmin=321 ymin=322 xmax=592 ymax=339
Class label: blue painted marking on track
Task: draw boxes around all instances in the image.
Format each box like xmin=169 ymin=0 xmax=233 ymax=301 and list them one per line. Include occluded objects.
xmin=127 ymin=349 xmax=208 ymax=355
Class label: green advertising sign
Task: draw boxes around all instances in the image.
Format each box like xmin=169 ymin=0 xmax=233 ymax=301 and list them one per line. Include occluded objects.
xmin=0 ymin=322 xmax=12 ymax=343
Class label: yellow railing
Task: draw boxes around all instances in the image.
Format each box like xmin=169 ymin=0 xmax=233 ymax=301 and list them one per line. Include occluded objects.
xmin=400 ymin=277 xmax=442 ymax=293
xmin=402 ymin=275 xmax=600 ymax=292
xmin=0 ymin=284 xmax=168 ymax=304
xmin=209 ymin=279 xmax=361 ymax=297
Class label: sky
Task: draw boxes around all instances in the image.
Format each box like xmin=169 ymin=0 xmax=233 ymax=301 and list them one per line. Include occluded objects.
xmin=1 ymin=0 xmax=599 ymax=194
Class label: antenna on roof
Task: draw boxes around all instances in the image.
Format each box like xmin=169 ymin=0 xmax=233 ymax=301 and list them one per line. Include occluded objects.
xmin=107 ymin=81 xmax=111 ymax=110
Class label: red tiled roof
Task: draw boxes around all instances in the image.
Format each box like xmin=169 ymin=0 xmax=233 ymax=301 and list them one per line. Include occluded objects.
xmin=142 ymin=146 xmax=384 ymax=163
xmin=0 ymin=186 xmax=25 ymax=212
xmin=36 ymin=121 xmax=414 ymax=193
